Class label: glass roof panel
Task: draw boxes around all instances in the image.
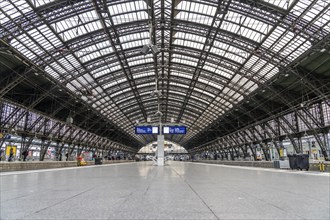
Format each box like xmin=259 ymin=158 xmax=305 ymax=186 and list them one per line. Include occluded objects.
xmin=11 ymin=35 xmax=37 ymax=60
xmin=171 ymin=71 xmax=193 ymax=79
xmin=0 ymin=0 xmax=32 ymax=23
xmin=203 ymin=62 xmax=233 ymax=78
xmin=53 ymin=16 xmax=81 ymax=33
xmin=305 ymin=0 xmax=330 ymax=30
xmin=119 ymin=32 xmax=149 ymax=43
xmin=172 ymin=58 xmax=197 ymax=67
xmin=221 ymin=12 xmax=266 ymax=43
xmin=176 ymin=1 xmax=216 ymax=26
xmin=173 ymin=39 xmax=204 ymax=50
xmin=71 ymin=73 xmax=95 ymax=88
xmin=172 ymin=54 xmax=199 ymax=62
xmin=34 ymin=0 xmax=56 ymax=7
xmin=174 ymin=32 xmax=207 ymax=44
xmin=134 ymin=71 xmax=154 ymax=79
xmin=104 ymin=78 xmax=127 ymax=90
xmin=56 ymin=54 xmax=81 ymax=72
xmin=199 ymin=78 xmax=223 ymax=90
xmin=128 ymin=57 xmax=153 ymax=67
xmin=108 ymin=61 xmax=121 ymax=72
xmin=112 ymin=11 xmax=148 ymax=25
xmin=122 ymin=39 xmax=149 ymax=50
xmin=108 ymin=1 xmax=147 ymax=15
xmin=44 ymin=66 xmax=60 ymax=79
xmin=60 ymin=20 xmax=102 ymax=41
xmin=262 ymin=0 xmax=292 ymax=9
xmin=92 ymin=66 xmax=111 ymax=78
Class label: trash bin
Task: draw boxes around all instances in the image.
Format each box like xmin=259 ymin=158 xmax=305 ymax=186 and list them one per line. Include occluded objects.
xmin=95 ymin=157 xmax=102 ymax=165
xmin=288 ymin=154 xmax=298 ymax=170
xmin=77 ymin=156 xmax=83 ymax=166
xmin=297 ymin=154 xmax=309 ymax=171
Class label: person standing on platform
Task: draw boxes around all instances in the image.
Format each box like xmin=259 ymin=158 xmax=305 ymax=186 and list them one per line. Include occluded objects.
xmin=0 ymin=149 xmax=3 ymax=161
xmin=22 ymin=149 xmax=28 ymax=161
xmin=8 ymin=147 xmax=14 ymax=162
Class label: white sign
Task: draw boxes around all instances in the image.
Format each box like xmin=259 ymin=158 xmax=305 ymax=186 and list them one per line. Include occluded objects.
xmin=152 ymin=127 xmax=159 ymax=134
xmin=163 ymin=127 xmax=170 ymax=134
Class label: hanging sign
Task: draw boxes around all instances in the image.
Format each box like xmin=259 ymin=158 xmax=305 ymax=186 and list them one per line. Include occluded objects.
xmin=163 ymin=126 xmax=187 ymax=134
xmin=135 ymin=126 xmax=159 ymax=134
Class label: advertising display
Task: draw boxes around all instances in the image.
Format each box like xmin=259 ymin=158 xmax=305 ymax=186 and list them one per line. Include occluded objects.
xmin=6 ymin=145 xmax=17 ymax=157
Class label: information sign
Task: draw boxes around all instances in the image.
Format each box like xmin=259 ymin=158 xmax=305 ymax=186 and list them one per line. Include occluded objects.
xmin=135 ymin=126 xmax=159 ymax=134
xmin=162 ymin=126 xmax=186 ymax=134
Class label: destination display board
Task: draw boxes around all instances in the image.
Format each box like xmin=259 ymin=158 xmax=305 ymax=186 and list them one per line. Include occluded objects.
xmin=135 ymin=126 xmax=159 ymax=134
xmin=162 ymin=126 xmax=186 ymax=134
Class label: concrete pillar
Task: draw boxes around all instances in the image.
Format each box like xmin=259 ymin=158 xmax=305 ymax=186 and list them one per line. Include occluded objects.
xmin=157 ymin=135 xmax=164 ymax=166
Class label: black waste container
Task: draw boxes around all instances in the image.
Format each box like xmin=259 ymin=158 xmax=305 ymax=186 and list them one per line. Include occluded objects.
xmin=297 ymin=154 xmax=309 ymax=171
xmin=95 ymin=157 xmax=103 ymax=165
xmin=288 ymin=154 xmax=298 ymax=170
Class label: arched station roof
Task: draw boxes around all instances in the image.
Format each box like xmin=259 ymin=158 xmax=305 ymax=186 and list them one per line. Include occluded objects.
xmin=0 ymin=0 xmax=329 ymax=151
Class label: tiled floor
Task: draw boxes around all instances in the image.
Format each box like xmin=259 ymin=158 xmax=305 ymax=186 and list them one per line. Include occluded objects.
xmin=1 ymin=161 xmax=329 ymax=219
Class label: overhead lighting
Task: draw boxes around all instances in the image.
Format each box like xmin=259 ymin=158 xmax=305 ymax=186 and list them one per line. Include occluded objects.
xmin=320 ymin=48 xmax=326 ymax=52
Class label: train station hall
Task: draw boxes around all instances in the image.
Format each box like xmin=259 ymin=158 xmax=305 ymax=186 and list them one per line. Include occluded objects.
xmin=0 ymin=0 xmax=330 ymax=219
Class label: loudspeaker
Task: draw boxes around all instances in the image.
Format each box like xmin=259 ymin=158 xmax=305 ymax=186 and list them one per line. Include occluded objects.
xmin=150 ymin=45 xmax=160 ymax=55
xmin=140 ymin=45 xmax=150 ymax=55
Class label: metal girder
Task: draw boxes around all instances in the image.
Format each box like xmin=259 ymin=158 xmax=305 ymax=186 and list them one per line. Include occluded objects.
xmin=91 ymin=0 xmax=148 ymax=121
xmin=190 ymin=97 xmax=330 ymax=160
xmin=1 ymin=0 xmax=329 ymax=152
xmin=0 ymin=70 xmax=30 ymax=99
xmin=27 ymin=0 xmax=140 ymax=144
xmin=1 ymin=2 xmax=141 ymax=148
xmin=290 ymin=65 xmax=330 ymax=103
xmin=233 ymin=0 xmax=328 ymax=40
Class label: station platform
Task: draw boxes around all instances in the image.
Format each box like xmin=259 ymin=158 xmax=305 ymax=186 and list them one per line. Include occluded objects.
xmin=1 ymin=161 xmax=329 ymax=219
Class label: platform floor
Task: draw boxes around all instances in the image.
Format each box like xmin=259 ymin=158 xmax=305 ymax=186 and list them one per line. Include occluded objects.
xmin=1 ymin=161 xmax=329 ymax=220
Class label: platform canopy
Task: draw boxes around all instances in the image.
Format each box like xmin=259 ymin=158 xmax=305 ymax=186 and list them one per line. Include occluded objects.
xmin=0 ymin=0 xmax=329 ymax=151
